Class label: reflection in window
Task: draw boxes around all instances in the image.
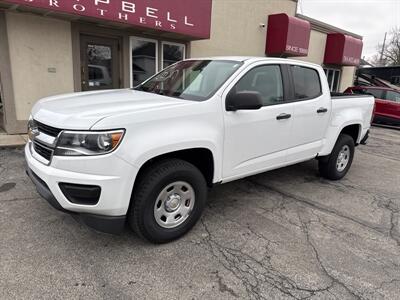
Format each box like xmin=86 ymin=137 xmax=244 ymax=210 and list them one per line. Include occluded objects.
xmin=292 ymin=66 xmax=321 ymax=99
xmin=323 ymin=68 xmax=341 ymax=92
xmin=87 ymin=44 xmax=112 ymax=87
xmin=136 ymin=60 xmax=242 ymax=101
xmin=162 ymin=43 xmax=185 ymax=69
xmin=234 ymin=65 xmax=284 ymax=106
xmin=131 ymin=38 xmax=157 ymax=87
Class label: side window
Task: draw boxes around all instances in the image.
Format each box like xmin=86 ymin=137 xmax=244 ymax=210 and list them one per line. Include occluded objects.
xmin=291 ymin=65 xmax=321 ymax=100
xmin=366 ymin=89 xmax=384 ymax=99
xmin=233 ymin=65 xmax=284 ymax=106
xmin=384 ymin=91 xmax=400 ymax=103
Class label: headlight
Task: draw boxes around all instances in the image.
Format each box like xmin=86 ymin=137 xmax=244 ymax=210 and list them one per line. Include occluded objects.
xmin=27 ymin=116 xmax=38 ymax=141
xmin=54 ymin=130 xmax=125 ymax=156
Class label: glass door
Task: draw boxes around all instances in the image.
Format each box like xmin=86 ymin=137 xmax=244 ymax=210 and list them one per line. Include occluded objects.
xmin=80 ymin=35 xmax=120 ymax=91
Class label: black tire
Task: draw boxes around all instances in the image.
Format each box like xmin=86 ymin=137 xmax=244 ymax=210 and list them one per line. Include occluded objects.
xmin=129 ymin=159 xmax=207 ymax=243
xmin=318 ymin=134 xmax=355 ymax=180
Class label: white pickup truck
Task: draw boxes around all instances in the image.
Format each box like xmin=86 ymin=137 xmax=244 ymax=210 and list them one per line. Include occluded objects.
xmin=26 ymin=57 xmax=374 ymax=243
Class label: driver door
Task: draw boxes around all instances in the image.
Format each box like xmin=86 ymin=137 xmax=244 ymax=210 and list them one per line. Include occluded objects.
xmin=222 ymin=64 xmax=294 ymax=181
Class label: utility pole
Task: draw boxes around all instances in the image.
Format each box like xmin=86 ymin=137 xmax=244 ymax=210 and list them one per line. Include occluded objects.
xmin=379 ymin=32 xmax=387 ymax=66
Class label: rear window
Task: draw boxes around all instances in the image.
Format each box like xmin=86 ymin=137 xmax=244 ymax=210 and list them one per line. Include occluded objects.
xmin=365 ymin=89 xmax=384 ymax=99
xmin=291 ymin=65 xmax=322 ymax=100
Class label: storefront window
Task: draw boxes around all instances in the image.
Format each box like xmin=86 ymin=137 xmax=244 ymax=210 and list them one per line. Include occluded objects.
xmin=323 ymin=68 xmax=341 ymax=92
xmin=162 ymin=42 xmax=185 ymax=69
xmin=131 ymin=37 xmax=158 ymax=87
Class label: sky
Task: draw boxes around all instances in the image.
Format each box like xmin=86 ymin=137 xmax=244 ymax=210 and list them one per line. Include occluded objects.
xmin=298 ymin=0 xmax=400 ymax=60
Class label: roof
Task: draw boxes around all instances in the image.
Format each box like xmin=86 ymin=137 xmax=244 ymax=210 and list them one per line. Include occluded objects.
xmin=185 ymin=56 xmax=321 ymax=68
xmin=296 ymin=14 xmax=363 ymax=40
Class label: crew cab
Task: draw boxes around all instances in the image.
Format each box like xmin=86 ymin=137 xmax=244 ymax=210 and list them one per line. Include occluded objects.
xmin=345 ymin=86 xmax=400 ymax=125
xmin=26 ymin=57 xmax=374 ymax=243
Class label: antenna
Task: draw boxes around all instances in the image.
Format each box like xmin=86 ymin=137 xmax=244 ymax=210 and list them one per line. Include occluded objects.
xmin=379 ymin=32 xmax=387 ymax=66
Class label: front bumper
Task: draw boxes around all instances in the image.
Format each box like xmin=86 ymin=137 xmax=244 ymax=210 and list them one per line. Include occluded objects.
xmin=26 ymin=167 xmax=126 ymax=233
xmin=25 ymin=142 xmax=138 ymax=234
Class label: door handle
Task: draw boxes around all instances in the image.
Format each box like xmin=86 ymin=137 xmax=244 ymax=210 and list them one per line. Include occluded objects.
xmin=317 ymin=107 xmax=328 ymax=113
xmin=276 ymin=113 xmax=292 ymax=120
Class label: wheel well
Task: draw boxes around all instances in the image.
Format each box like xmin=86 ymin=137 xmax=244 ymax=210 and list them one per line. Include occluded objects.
xmin=340 ymin=124 xmax=360 ymax=144
xmin=136 ymin=148 xmax=215 ymax=187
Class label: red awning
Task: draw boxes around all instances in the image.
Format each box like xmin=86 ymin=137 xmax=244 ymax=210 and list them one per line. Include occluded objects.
xmin=324 ymin=33 xmax=363 ymax=66
xmin=3 ymin=0 xmax=212 ymax=39
xmin=265 ymin=13 xmax=311 ymax=57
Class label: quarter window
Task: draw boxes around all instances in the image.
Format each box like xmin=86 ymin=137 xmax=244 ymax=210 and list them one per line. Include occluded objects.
xmin=291 ymin=65 xmax=322 ymax=99
xmin=233 ymin=65 xmax=284 ymax=106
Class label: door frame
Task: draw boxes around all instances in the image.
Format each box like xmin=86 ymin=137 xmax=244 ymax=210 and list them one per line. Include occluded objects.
xmin=71 ymin=23 xmax=124 ymax=92
xmin=80 ymin=34 xmax=121 ymax=91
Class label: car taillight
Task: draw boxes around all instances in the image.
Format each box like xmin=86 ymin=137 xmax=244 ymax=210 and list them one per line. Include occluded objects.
xmin=371 ymin=102 xmax=376 ymax=124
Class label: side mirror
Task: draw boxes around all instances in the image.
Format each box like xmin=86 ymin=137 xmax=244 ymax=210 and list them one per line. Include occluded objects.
xmin=226 ymin=91 xmax=263 ymax=111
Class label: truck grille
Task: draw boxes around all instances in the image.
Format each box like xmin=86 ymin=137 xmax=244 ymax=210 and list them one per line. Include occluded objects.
xmin=36 ymin=121 xmax=62 ymax=137
xmin=33 ymin=141 xmax=53 ymax=161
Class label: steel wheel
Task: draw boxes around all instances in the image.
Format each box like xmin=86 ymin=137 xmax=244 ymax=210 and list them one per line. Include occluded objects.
xmin=336 ymin=145 xmax=350 ymax=172
xmin=154 ymin=181 xmax=195 ymax=229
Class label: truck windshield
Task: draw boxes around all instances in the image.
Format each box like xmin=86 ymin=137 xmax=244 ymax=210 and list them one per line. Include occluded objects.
xmin=134 ymin=60 xmax=243 ymax=101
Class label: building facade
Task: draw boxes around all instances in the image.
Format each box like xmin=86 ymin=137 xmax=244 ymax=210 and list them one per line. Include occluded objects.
xmin=0 ymin=0 xmax=363 ymax=134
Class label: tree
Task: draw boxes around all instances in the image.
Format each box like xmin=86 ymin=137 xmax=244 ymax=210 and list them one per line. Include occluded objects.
xmin=376 ymin=28 xmax=400 ymax=66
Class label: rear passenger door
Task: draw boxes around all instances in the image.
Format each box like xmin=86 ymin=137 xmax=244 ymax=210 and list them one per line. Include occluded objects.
xmin=222 ymin=63 xmax=294 ymax=180
xmin=286 ymin=65 xmax=331 ymax=162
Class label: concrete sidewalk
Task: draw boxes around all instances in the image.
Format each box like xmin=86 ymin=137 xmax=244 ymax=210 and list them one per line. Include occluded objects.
xmin=0 ymin=128 xmax=28 ymax=147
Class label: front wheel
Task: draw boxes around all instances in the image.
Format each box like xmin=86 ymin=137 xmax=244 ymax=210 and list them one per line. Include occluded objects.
xmin=318 ymin=134 xmax=355 ymax=180
xmin=129 ymin=159 xmax=207 ymax=243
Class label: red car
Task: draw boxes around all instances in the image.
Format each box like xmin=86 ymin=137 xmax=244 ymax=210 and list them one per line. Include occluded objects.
xmin=345 ymin=86 xmax=400 ymax=126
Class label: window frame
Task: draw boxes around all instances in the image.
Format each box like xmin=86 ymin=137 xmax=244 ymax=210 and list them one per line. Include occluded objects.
xmin=289 ymin=64 xmax=323 ymax=102
xmin=161 ymin=41 xmax=186 ymax=71
xmin=227 ymin=64 xmax=291 ymax=108
xmin=129 ymin=36 xmax=159 ymax=88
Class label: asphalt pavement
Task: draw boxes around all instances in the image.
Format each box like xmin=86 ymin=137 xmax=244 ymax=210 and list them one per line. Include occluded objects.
xmin=1 ymin=126 xmax=399 ymax=299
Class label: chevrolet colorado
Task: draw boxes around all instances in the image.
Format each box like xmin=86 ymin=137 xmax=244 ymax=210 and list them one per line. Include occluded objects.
xmin=26 ymin=57 xmax=374 ymax=243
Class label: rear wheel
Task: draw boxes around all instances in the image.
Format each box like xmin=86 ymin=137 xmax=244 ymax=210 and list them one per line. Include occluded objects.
xmin=318 ymin=134 xmax=355 ymax=180
xmin=129 ymin=159 xmax=207 ymax=243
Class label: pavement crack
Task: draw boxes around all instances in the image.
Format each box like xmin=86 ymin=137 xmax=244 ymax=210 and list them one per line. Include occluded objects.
xmin=246 ymin=179 xmax=390 ymax=239
xmin=298 ymin=213 xmax=364 ymax=300
xmin=199 ymin=218 xmax=337 ymax=299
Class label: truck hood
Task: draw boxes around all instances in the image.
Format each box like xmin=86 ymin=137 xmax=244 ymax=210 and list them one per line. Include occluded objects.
xmin=32 ymin=89 xmax=189 ymax=129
